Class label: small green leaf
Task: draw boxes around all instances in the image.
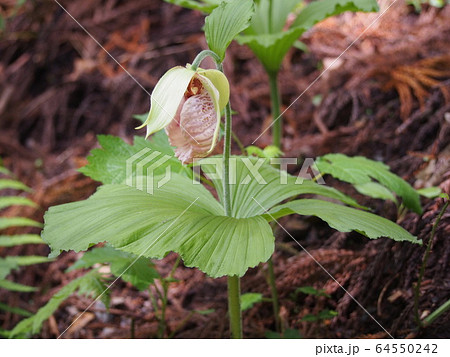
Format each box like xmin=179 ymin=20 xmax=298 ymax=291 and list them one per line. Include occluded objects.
xmin=204 ymin=0 xmax=254 ymax=61
xmin=0 ymin=197 xmax=37 ymax=210
xmin=164 ymin=0 xmax=221 ymax=13
xmin=0 ymin=302 xmax=32 ymax=317
xmin=0 ymin=179 xmax=30 ymax=192
xmin=266 ymin=199 xmax=420 ymax=244
xmin=316 ymin=154 xmax=422 ymax=214
xmin=9 ymin=270 xmax=109 ymax=337
xmin=301 ymin=314 xmax=318 ymax=322
xmin=241 ymin=292 xmax=263 ymax=311
xmin=0 ymin=258 xmax=19 ymax=279
xmin=317 ymin=309 xmax=338 ymax=320
xmin=0 ymin=234 xmax=44 ymax=247
xmin=1 ymin=256 xmax=49 ymax=279
xmin=417 ymin=186 xmax=442 ymax=199
xmin=0 ymin=217 xmax=42 ymax=230
xmin=293 ymin=0 xmax=379 ymax=29
xmin=0 ymin=166 xmax=11 ymax=175
xmin=247 ymin=0 xmax=299 ymax=35
xmin=68 ymin=246 xmax=160 ymax=291
xmin=265 ymin=328 xmax=302 ymax=339
xmin=0 ymin=279 xmax=37 ymax=292
xmin=239 ymin=0 xmax=378 ymax=73
xmin=193 ymin=308 xmax=215 ymax=315
xmin=7 ymin=256 xmax=50 ymax=266
xmin=293 ymin=40 xmax=309 ymax=52
xmin=354 ymin=182 xmax=398 ymax=204
xmin=79 ymin=133 xmax=186 ymax=185
xmin=295 ymin=286 xmax=330 ymax=298
xmin=238 ymin=27 xmax=304 ymax=73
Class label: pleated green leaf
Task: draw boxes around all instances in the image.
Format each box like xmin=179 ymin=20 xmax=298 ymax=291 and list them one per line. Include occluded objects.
xmin=239 ymin=0 xmax=379 ymax=73
xmin=204 ymin=0 xmax=254 ymax=61
xmin=265 ymin=199 xmax=420 ymax=244
xmin=237 ymin=27 xmax=305 ymax=73
xmin=42 ymin=174 xmax=274 ymax=278
xmin=200 ymin=156 xmax=362 ymax=218
xmin=316 ymin=153 xmax=422 ymax=214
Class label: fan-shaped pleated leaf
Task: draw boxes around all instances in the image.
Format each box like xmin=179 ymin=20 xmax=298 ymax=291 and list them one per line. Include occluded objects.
xmin=204 ymin=0 xmax=254 ymax=61
xmin=265 ymin=199 xmax=419 ymax=243
xmin=42 ymin=174 xmax=274 ymax=278
xmin=200 ymin=156 xmax=362 ymax=218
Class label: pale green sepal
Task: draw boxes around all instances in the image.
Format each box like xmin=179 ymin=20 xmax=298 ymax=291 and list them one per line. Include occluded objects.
xmin=137 ymin=66 xmax=196 ymax=138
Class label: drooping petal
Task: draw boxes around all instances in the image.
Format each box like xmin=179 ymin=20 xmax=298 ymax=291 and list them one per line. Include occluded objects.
xmin=137 ymin=66 xmax=196 ymax=138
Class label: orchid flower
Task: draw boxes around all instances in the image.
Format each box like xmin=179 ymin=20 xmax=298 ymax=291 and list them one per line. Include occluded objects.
xmin=139 ymin=65 xmax=230 ymax=164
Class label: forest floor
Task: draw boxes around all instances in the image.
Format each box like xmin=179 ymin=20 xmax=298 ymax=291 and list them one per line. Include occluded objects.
xmin=0 ymin=0 xmax=449 ymax=338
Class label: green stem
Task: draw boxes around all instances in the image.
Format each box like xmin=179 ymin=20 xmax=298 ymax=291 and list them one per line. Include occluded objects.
xmin=232 ymin=129 xmax=246 ymax=155
xmin=217 ymin=61 xmax=242 ymax=338
xmin=269 ymin=71 xmax=282 ymax=149
xmin=414 ymin=199 xmax=449 ymax=327
xmin=267 ymin=70 xmax=282 ymax=332
xmin=423 ymin=299 xmax=450 ymax=327
xmin=223 ymin=102 xmax=232 ymax=216
xmin=191 ymin=50 xmax=221 ymax=71
xmin=227 ymin=275 xmax=242 ymax=338
xmin=267 ymin=257 xmax=281 ymax=332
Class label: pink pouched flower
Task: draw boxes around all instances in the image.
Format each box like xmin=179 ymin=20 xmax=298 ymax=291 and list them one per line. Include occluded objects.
xmin=138 ymin=65 xmax=230 ymax=164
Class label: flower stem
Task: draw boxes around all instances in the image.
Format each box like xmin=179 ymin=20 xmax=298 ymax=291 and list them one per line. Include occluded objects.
xmin=267 ymin=70 xmax=282 ymax=332
xmin=223 ymin=102 xmax=232 ymax=216
xmin=191 ymin=50 xmax=222 ymax=71
xmin=267 ymin=255 xmax=281 ymax=332
xmin=216 ymin=60 xmax=242 ymax=338
xmin=228 ymin=275 xmax=242 ymax=338
xmin=269 ymin=71 xmax=282 ymax=149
